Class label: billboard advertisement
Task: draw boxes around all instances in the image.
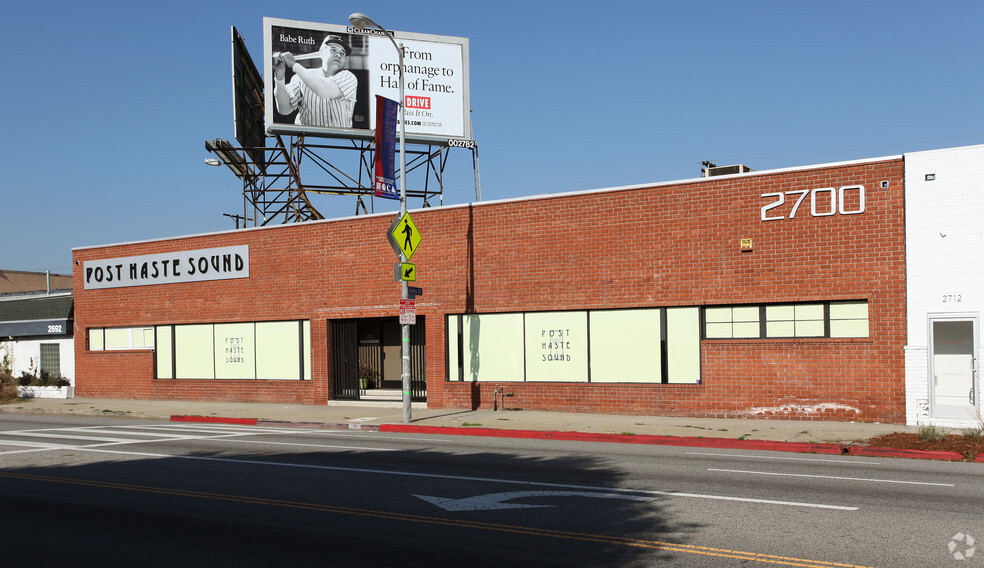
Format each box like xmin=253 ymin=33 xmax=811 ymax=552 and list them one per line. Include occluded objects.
xmin=263 ymin=17 xmax=471 ymax=144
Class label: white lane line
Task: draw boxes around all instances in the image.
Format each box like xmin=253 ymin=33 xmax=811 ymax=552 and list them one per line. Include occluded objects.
xmin=0 ymin=441 xmax=79 ymax=450
xmin=708 ymin=468 xmax=955 ymax=487
xmin=60 ymin=428 xmax=183 ymax=438
xmin=61 ymin=446 xmax=858 ymax=510
xmin=686 ymin=451 xmax=881 ymax=465
xmin=0 ymin=432 xmax=141 ymax=443
xmin=205 ymin=439 xmax=399 ymax=452
xmin=0 ymin=429 xmax=401 ymax=454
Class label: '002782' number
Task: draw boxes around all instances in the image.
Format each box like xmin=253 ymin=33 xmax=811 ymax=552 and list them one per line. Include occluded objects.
xmin=761 ymin=185 xmax=865 ymax=221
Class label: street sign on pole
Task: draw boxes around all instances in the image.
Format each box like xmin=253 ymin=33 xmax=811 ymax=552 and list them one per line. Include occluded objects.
xmin=399 ymin=298 xmax=416 ymax=325
xmin=388 ymin=211 xmax=422 ymax=261
xmin=400 ymin=263 xmax=416 ymax=281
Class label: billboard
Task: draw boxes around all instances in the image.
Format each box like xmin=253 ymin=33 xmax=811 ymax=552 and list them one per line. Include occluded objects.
xmin=263 ymin=17 xmax=471 ymax=144
xmin=232 ymin=27 xmax=266 ymax=171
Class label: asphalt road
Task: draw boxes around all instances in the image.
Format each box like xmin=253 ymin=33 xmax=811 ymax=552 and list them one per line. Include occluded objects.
xmin=1 ymin=414 xmax=980 ymax=567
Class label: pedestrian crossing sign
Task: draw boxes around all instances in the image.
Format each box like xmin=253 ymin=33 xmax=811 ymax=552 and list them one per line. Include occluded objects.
xmin=388 ymin=212 xmax=422 ymax=261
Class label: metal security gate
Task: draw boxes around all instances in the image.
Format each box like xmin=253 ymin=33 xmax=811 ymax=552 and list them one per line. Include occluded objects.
xmin=409 ymin=318 xmax=427 ymax=402
xmin=331 ymin=320 xmax=360 ymax=399
xmin=331 ymin=317 xmax=426 ymax=402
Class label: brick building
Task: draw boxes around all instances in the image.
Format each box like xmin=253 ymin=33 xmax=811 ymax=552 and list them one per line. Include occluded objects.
xmin=72 ymin=148 xmax=928 ymax=423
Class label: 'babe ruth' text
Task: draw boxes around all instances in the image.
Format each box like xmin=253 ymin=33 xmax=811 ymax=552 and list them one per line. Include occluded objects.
xmin=279 ymin=34 xmax=316 ymax=46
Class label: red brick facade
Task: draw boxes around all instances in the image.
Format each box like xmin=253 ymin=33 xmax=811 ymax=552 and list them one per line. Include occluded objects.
xmin=73 ymin=157 xmax=906 ymax=421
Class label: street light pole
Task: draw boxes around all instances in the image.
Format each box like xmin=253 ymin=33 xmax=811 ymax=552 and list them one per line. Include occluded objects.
xmin=349 ymin=13 xmax=411 ymax=423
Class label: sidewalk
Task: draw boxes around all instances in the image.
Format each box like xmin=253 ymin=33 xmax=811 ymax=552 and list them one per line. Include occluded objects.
xmin=1 ymin=395 xmax=922 ymax=445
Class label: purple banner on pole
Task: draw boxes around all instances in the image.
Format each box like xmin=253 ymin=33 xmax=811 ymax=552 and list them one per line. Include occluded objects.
xmin=374 ymin=95 xmax=399 ymax=199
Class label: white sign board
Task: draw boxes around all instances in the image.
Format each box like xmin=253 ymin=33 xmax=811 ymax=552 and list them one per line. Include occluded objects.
xmin=83 ymin=245 xmax=249 ymax=290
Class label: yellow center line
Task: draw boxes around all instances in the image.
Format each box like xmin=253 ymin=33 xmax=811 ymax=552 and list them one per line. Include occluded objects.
xmin=0 ymin=471 xmax=876 ymax=568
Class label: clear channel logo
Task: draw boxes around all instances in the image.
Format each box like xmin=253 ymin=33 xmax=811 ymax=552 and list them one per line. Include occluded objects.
xmin=949 ymin=533 xmax=976 ymax=561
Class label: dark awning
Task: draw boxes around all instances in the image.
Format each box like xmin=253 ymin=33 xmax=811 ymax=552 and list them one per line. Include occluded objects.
xmin=0 ymin=294 xmax=73 ymax=337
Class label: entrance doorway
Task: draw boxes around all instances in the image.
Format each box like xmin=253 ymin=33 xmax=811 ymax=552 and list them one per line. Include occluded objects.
xmin=330 ymin=317 xmax=426 ymax=401
xmin=929 ymin=317 xmax=980 ymax=421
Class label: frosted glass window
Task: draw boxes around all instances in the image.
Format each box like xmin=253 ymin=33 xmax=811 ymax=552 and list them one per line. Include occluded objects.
xmin=704 ymin=306 xmax=760 ymax=339
xmin=589 ymin=309 xmax=661 ymax=383
xmin=667 ymin=307 xmax=700 ymax=384
xmin=829 ymin=301 xmax=869 ymax=338
xmin=156 ymin=326 xmax=173 ymax=379
xmin=767 ymin=304 xmax=824 ymax=337
xmin=463 ymin=313 xmax=525 ymax=381
xmin=175 ymin=325 xmax=215 ymax=379
xmin=446 ymin=316 xmax=460 ymax=380
xmin=140 ymin=329 xmax=156 ymax=348
xmin=302 ymin=320 xmax=311 ymax=381
xmin=105 ymin=328 xmax=131 ymax=350
xmin=525 ymin=311 xmax=589 ymax=382
xmin=256 ymin=321 xmax=300 ymax=380
xmin=89 ymin=329 xmax=104 ymax=351
xmin=215 ymin=323 xmax=256 ymax=379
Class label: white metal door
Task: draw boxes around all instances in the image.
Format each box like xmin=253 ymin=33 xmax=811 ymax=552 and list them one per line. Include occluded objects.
xmin=929 ymin=318 xmax=979 ymax=420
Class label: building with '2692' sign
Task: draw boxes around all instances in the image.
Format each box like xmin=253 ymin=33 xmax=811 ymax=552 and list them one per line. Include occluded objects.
xmin=70 ymin=144 xmax=984 ymax=428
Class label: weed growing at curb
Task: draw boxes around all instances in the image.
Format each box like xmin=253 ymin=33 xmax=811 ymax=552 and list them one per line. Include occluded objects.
xmin=919 ymin=424 xmax=948 ymax=442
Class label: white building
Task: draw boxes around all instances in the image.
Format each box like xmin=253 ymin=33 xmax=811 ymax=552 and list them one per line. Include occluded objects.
xmin=904 ymin=144 xmax=984 ymax=427
xmin=0 ymin=281 xmax=74 ymax=386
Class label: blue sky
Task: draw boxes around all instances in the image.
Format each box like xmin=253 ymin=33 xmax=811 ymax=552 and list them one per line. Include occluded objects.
xmin=3 ymin=0 xmax=982 ymax=275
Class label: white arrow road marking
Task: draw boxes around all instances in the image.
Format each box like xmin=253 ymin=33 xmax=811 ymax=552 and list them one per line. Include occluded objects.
xmin=414 ymin=491 xmax=655 ymax=511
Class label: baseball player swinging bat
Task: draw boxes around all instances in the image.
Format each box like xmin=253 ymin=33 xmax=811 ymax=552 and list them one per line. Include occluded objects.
xmin=272 ymin=52 xmax=322 ymax=63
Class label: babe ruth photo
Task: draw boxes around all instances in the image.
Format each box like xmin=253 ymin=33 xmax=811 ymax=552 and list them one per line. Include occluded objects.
xmin=272 ymin=32 xmax=362 ymax=128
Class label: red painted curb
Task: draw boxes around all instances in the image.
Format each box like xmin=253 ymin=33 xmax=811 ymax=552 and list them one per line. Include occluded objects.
xmin=845 ymin=446 xmax=964 ymax=461
xmin=163 ymin=419 xmax=979 ymax=462
xmin=171 ymin=415 xmax=258 ymax=425
xmin=379 ymin=424 xmax=845 ymax=455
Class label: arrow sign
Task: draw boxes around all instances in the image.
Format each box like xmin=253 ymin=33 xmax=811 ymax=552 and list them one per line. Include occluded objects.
xmin=413 ymin=491 xmax=654 ymax=512
xmin=402 ymin=263 xmax=416 ymax=282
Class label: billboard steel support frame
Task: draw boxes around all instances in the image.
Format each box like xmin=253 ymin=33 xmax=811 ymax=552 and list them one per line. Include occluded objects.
xmin=208 ymin=135 xmax=467 ymax=227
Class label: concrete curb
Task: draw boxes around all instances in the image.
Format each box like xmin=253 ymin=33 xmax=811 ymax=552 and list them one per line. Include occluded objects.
xmin=845 ymin=446 xmax=964 ymax=461
xmin=170 ymin=416 xmax=978 ymax=462
xmin=170 ymin=416 xmax=382 ymax=431
xmin=381 ymin=424 xmax=849 ymax=455
xmin=171 ymin=415 xmax=257 ymax=426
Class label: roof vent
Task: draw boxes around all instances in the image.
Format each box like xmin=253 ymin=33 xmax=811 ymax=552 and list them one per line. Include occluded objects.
xmin=702 ymin=163 xmax=755 ymax=177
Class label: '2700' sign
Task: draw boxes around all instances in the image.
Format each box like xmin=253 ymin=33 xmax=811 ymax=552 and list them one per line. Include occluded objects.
xmin=761 ymin=185 xmax=865 ymax=221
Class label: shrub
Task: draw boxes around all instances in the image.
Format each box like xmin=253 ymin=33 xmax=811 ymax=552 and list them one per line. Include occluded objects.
xmin=358 ymin=363 xmax=379 ymax=389
xmin=17 ymin=370 xmax=70 ymax=388
xmin=918 ymin=424 xmax=948 ymax=442
xmin=0 ymin=372 xmax=17 ymax=403
xmin=963 ymin=428 xmax=983 ymax=443
xmin=17 ymin=372 xmax=35 ymax=387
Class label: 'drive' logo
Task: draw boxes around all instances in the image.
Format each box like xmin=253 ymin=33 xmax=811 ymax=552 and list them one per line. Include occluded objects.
xmin=406 ymin=96 xmax=431 ymax=110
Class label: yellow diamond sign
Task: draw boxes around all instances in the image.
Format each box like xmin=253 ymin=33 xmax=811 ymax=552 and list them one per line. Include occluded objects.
xmin=388 ymin=212 xmax=422 ymax=261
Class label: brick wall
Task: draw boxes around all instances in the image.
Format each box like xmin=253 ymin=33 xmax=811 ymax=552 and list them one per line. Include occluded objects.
xmin=73 ymin=157 xmax=906 ymax=421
